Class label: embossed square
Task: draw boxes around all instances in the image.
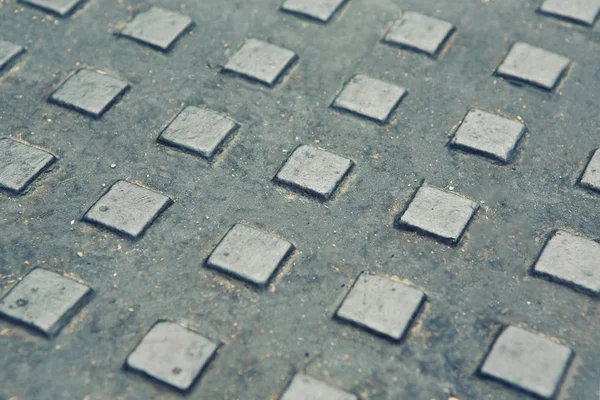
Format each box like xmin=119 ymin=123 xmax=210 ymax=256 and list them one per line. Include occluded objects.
xmin=19 ymin=0 xmax=84 ymax=16
xmin=126 ymin=321 xmax=219 ymax=391
xmin=532 ymin=230 xmax=600 ymax=296
xmin=83 ymin=180 xmax=173 ymax=239
xmin=480 ymin=326 xmax=573 ymax=399
xmin=280 ymin=374 xmax=357 ymax=400
xmin=383 ymin=12 xmax=455 ymax=57
xmin=0 ymin=138 xmax=56 ymax=195
xmin=539 ymin=0 xmax=600 ymax=26
xmin=396 ymin=184 xmax=479 ymax=244
xmin=332 ymin=74 xmax=407 ymax=123
xmin=450 ymin=109 xmax=526 ymax=163
xmin=336 ymin=273 xmax=425 ymax=341
xmin=206 ymin=224 xmax=294 ymax=286
xmin=495 ymin=43 xmax=571 ymax=91
xmin=223 ymin=39 xmax=297 ymax=86
xmin=120 ymin=7 xmax=193 ymax=51
xmin=0 ymin=268 xmax=92 ymax=337
xmin=158 ymin=106 xmax=239 ymax=159
xmin=280 ymin=0 xmax=348 ymax=22
xmin=0 ymin=40 xmax=24 ymax=70
xmin=49 ymin=68 xmax=129 ymax=118
xmin=274 ymin=145 xmax=353 ymax=201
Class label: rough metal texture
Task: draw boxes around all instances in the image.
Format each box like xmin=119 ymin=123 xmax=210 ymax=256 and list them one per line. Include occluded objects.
xmin=206 ymin=223 xmax=294 ymax=286
xmin=19 ymin=0 xmax=83 ymax=16
xmin=538 ymin=0 xmax=600 ymax=26
xmin=479 ymin=326 xmax=574 ymax=399
xmin=495 ymin=42 xmax=571 ymax=91
xmin=383 ymin=12 xmax=455 ymax=57
xmin=280 ymin=0 xmax=348 ymax=22
xmin=274 ymin=144 xmax=353 ymax=200
xmin=397 ymin=184 xmax=479 ymax=244
xmin=83 ymin=180 xmax=173 ymax=239
xmin=223 ymin=39 xmax=297 ymax=86
xmin=280 ymin=373 xmax=357 ymax=400
xmin=532 ymin=230 xmax=600 ymax=296
xmin=336 ymin=272 xmax=425 ymax=341
xmin=449 ymin=109 xmax=526 ymax=163
xmin=0 ymin=268 xmax=92 ymax=337
xmin=1 ymin=0 xmax=599 ymax=399
xmin=49 ymin=68 xmax=130 ymax=118
xmin=0 ymin=40 xmax=24 ymax=71
xmin=126 ymin=321 xmax=219 ymax=392
xmin=120 ymin=7 xmax=193 ymax=51
xmin=158 ymin=106 xmax=239 ymax=160
xmin=332 ymin=74 xmax=407 ymax=123
xmin=0 ymin=137 xmax=56 ymax=194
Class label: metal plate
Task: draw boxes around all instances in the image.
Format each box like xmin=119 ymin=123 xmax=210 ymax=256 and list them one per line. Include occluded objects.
xmin=0 ymin=0 xmax=599 ymax=399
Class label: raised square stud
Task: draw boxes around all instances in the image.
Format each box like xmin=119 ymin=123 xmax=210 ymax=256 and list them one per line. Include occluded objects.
xmin=126 ymin=321 xmax=219 ymax=392
xmin=532 ymin=230 xmax=600 ymax=296
xmin=495 ymin=42 xmax=571 ymax=91
xmin=539 ymin=0 xmax=600 ymax=26
xmin=0 ymin=138 xmax=56 ymax=195
xmin=49 ymin=68 xmax=130 ymax=118
xmin=383 ymin=12 xmax=455 ymax=57
xmin=83 ymin=180 xmax=173 ymax=240
xmin=280 ymin=0 xmax=348 ymax=22
xmin=332 ymin=74 xmax=407 ymax=123
xmin=280 ymin=374 xmax=357 ymax=400
xmin=18 ymin=0 xmax=83 ymax=16
xmin=158 ymin=106 xmax=239 ymax=160
xmin=0 ymin=40 xmax=24 ymax=70
xmin=206 ymin=224 xmax=294 ymax=287
xmin=396 ymin=184 xmax=479 ymax=245
xmin=0 ymin=268 xmax=92 ymax=338
xmin=223 ymin=39 xmax=297 ymax=86
xmin=449 ymin=109 xmax=526 ymax=163
xmin=274 ymin=145 xmax=353 ymax=201
xmin=479 ymin=326 xmax=573 ymax=399
xmin=579 ymin=148 xmax=600 ymax=193
xmin=120 ymin=7 xmax=193 ymax=51
xmin=336 ymin=273 xmax=425 ymax=341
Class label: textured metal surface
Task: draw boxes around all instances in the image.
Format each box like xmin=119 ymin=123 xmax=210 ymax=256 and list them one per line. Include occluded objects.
xmin=1 ymin=0 xmax=599 ymax=399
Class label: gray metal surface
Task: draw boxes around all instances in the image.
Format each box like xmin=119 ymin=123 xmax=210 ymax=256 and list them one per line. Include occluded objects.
xmin=1 ymin=0 xmax=599 ymax=399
